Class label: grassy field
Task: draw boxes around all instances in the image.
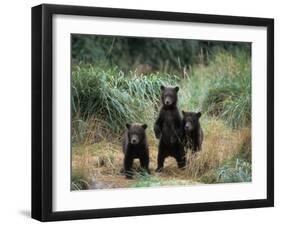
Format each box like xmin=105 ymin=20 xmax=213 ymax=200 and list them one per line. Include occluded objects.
xmin=71 ymin=51 xmax=252 ymax=190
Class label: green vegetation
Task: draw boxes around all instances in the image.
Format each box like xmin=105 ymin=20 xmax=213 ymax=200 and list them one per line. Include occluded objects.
xmin=72 ymin=65 xmax=179 ymax=143
xmin=71 ymin=167 xmax=91 ymax=190
xmin=200 ymin=156 xmax=252 ymax=184
xmin=131 ymin=173 xmax=198 ymax=188
xmin=71 ymin=35 xmax=252 ymax=190
xmin=72 ymin=51 xmax=251 ymax=143
xmin=72 ymin=35 xmax=250 ymax=73
xmin=179 ymin=51 xmax=251 ymax=129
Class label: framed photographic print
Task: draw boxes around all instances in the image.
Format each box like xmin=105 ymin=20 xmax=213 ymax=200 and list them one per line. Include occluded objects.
xmin=31 ymin=4 xmax=274 ymax=221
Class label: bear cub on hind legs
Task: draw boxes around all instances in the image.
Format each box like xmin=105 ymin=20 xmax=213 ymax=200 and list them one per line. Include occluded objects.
xmin=154 ymin=86 xmax=186 ymax=172
xmin=122 ymin=123 xmax=150 ymax=179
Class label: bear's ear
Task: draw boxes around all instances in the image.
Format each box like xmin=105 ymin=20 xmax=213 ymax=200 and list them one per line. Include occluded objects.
xmin=142 ymin=124 xmax=148 ymax=130
xmin=182 ymin=110 xmax=186 ymax=116
xmin=175 ymin=86 xmax=179 ymax=92
xmin=160 ymin=85 xmax=165 ymax=91
xmin=197 ymin=112 xmax=202 ymax=118
xmin=126 ymin=123 xmax=131 ymax=129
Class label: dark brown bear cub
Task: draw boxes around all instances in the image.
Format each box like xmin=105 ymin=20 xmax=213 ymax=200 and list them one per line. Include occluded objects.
xmin=182 ymin=111 xmax=203 ymax=153
xmin=154 ymin=85 xmax=186 ymax=172
xmin=122 ymin=123 xmax=150 ymax=179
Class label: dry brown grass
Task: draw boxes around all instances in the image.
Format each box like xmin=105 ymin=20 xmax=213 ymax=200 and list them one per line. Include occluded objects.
xmin=72 ymin=118 xmax=251 ymax=190
xmin=185 ymin=119 xmax=251 ymax=179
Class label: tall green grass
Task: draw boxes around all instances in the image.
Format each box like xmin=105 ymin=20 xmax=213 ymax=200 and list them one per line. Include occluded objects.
xmin=179 ymin=51 xmax=251 ymax=129
xmin=72 ymin=65 xmax=179 ymax=143
xmin=72 ymin=51 xmax=251 ymax=144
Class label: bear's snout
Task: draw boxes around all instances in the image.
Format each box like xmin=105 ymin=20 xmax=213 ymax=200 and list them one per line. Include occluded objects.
xmin=184 ymin=122 xmax=193 ymax=132
xmin=164 ymin=96 xmax=173 ymax=106
xmin=165 ymin=100 xmax=171 ymax=105
xmin=130 ymin=135 xmax=139 ymax=144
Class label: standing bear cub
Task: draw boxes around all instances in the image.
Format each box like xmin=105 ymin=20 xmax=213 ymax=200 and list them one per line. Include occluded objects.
xmin=182 ymin=111 xmax=203 ymax=153
xmin=154 ymin=85 xmax=186 ymax=172
xmin=122 ymin=123 xmax=150 ymax=179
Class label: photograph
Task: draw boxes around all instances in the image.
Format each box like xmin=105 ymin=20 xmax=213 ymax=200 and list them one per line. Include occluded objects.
xmin=71 ymin=35 xmax=252 ymax=190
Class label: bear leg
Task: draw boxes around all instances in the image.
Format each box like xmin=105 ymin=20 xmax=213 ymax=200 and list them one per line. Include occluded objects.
xmin=124 ymin=155 xmax=134 ymax=179
xmin=155 ymin=153 xmax=165 ymax=172
xmin=140 ymin=154 xmax=150 ymax=174
xmin=156 ymin=143 xmax=166 ymax=172
xmin=175 ymin=146 xmax=186 ymax=169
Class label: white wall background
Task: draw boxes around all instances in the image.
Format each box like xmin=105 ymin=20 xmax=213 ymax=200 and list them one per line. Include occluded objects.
xmin=0 ymin=0 xmax=279 ymax=225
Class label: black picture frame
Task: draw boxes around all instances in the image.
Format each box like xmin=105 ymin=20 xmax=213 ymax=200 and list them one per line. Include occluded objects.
xmin=31 ymin=3 xmax=274 ymax=222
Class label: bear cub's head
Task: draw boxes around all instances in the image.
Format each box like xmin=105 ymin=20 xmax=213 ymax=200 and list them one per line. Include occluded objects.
xmin=182 ymin=111 xmax=201 ymax=133
xmin=126 ymin=123 xmax=148 ymax=145
xmin=160 ymin=85 xmax=179 ymax=108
